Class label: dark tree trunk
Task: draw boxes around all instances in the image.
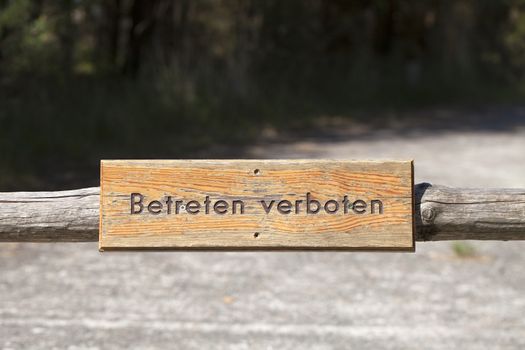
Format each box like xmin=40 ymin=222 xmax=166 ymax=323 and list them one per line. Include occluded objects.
xmin=109 ymin=0 xmax=122 ymax=68
xmin=58 ymin=0 xmax=74 ymax=77
xmin=373 ymin=0 xmax=396 ymax=55
xmin=123 ymin=0 xmax=159 ymax=76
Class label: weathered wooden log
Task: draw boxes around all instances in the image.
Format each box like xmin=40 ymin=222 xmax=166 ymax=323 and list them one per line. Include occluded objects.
xmin=415 ymin=183 xmax=525 ymax=241
xmin=0 ymin=187 xmax=99 ymax=242
xmin=0 ymin=184 xmax=524 ymax=242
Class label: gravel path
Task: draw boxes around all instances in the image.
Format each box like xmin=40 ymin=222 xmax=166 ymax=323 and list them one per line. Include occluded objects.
xmin=1 ymin=109 xmax=525 ymax=349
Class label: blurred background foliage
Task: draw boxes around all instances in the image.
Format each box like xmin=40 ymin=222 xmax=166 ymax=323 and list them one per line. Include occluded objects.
xmin=2 ymin=0 xmax=525 ymax=189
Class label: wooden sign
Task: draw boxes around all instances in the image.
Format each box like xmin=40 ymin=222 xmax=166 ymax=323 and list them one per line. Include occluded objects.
xmin=99 ymin=160 xmax=414 ymax=251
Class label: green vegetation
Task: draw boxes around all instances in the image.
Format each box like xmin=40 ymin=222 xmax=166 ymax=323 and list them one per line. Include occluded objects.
xmin=2 ymin=1 xmax=525 ymax=189
xmin=451 ymin=242 xmax=478 ymax=258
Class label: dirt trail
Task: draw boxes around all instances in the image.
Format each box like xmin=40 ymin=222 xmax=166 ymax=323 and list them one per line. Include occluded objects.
xmin=1 ymin=110 xmax=525 ymax=349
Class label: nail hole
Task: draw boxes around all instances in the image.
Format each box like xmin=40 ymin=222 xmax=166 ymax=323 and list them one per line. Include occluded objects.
xmin=253 ymin=232 xmax=260 ymax=238
xmin=253 ymin=169 xmax=260 ymax=175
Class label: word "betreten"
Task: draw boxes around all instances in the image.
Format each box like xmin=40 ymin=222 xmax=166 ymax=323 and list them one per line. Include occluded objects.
xmin=130 ymin=193 xmax=384 ymax=215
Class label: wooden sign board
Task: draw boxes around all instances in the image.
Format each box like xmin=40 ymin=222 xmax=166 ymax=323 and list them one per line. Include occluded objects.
xmin=99 ymin=160 xmax=414 ymax=251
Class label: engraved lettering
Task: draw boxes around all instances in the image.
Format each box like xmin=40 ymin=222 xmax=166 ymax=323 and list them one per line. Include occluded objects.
xmin=130 ymin=193 xmax=144 ymax=214
xmin=232 ymin=200 xmax=244 ymax=214
xmin=165 ymin=196 xmax=173 ymax=214
xmin=306 ymin=192 xmax=320 ymax=214
xmin=260 ymin=200 xmax=275 ymax=214
xmin=214 ymin=200 xmax=228 ymax=214
xmin=277 ymin=200 xmax=292 ymax=214
xmin=175 ymin=200 xmax=183 ymax=214
xmin=186 ymin=200 xmax=201 ymax=214
xmin=324 ymin=199 xmax=339 ymax=214
xmin=371 ymin=199 xmax=383 ymax=214
xmin=204 ymin=196 xmax=211 ymax=214
xmin=128 ymin=193 xmax=385 ymax=216
xmin=342 ymin=195 xmax=350 ymax=214
xmin=147 ymin=200 xmax=162 ymax=214
xmin=295 ymin=200 xmax=303 ymax=214
xmin=352 ymin=200 xmax=367 ymax=214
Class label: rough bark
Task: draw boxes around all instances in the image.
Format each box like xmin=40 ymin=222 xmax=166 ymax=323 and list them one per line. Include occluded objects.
xmin=0 ymin=187 xmax=99 ymax=242
xmin=0 ymin=184 xmax=524 ymax=242
xmin=415 ymin=183 xmax=525 ymax=241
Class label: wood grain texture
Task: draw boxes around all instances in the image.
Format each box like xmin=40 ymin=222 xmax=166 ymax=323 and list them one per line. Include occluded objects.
xmin=99 ymin=160 xmax=414 ymax=250
xmin=416 ymin=184 xmax=525 ymax=241
xmin=1 ymin=183 xmax=524 ymax=244
xmin=0 ymin=187 xmax=99 ymax=242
